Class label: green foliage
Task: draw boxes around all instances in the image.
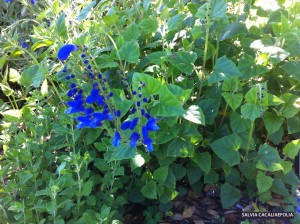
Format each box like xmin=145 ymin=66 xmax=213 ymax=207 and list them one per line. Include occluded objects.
xmin=0 ymin=0 xmax=300 ymax=223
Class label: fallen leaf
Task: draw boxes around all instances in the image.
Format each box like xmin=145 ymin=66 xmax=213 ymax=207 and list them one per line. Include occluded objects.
xmin=183 ymin=205 xmax=197 ymax=218
xmin=207 ymin=209 xmax=220 ymax=219
xmin=193 ymin=220 xmax=205 ymax=224
xmin=170 ymin=213 xmax=183 ymax=221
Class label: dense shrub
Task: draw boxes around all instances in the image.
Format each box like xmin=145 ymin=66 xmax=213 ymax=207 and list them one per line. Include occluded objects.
xmin=0 ymin=0 xmax=300 ymax=223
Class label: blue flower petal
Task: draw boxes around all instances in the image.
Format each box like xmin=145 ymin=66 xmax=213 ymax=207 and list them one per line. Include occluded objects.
xmin=142 ymin=126 xmax=148 ymax=139
xmin=112 ymin=131 xmax=121 ymax=147
xmin=143 ymin=137 xmax=153 ymax=152
xmin=121 ymin=120 xmax=131 ymax=130
xmin=130 ymin=132 xmax=140 ymax=148
xmin=146 ymin=118 xmax=159 ymax=131
xmin=130 ymin=117 xmax=139 ymax=130
xmin=58 ymin=44 xmax=78 ymax=61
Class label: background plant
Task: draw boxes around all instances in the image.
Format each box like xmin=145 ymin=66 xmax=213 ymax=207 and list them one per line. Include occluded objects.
xmin=0 ymin=0 xmax=300 ymax=223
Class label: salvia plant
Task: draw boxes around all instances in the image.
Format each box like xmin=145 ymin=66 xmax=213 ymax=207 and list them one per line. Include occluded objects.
xmin=58 ymin=44 xmax=159 ymax=152
xmin=0 ymin=0 xmax=300 ymax=223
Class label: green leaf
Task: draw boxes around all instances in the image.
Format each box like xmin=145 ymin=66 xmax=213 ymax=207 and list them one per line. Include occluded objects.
xmin=122 ymin=23 xmax=140 ymax=40
xmin=0 ymin=54 xmax=7 ymax=69
xmin=2 ymin=109 xmax=22 ymax=122
xmin=219 ymin=22 xmax=248 ymax=41
xmin=103 ymin=15 xmax=119 ymax=25
xmin=230 ymin=112 xmax=252 ymax=133
xmin=238 ymin=55 xmax=269 ymax=79
xmin=171 ymin=163 xmax=186 ymax=180
xmin=139 ymin=18 xmax=158 ymax=34
xmin=94 ymin=159 xmax=110 ymax=172
xmin=256 ymin=171 xmax=273 ymax=194
xmin=166 ymin=84 xmax=192 ymax=103
xmin=56 ymin=162 xmax=66 ymax=176
xmin=147 ymin=51 xmax=168 ymax=65
xmin=187 ymin=163 xmax=203 ymax=185
xmin=192 ymin=152 xmax=211 ymax=174
xmin=256 ymin=144 xmax=283 ymax=172
xmin=183 ymin=105 xmax=205 ymax=125
xmin=221 ymin=78 xmax=243 ymax=92
xmin=132 ymin=72 xmax=162 ymax=97
xmin=168 ymin=14 xmax=185 ymax=31
xmin=197 ymin=98 xmax=221 ymax=124
xmin=164 ymin=51 xmax=197 ymax=75
xmin=222 ymin=92 xmax=243 ymax=110
xmin=281 ymin=61 xmax=300 ymax=81
xmin=221 ymin=183 xmax=242 ymax=208
xmin=211 ymin=0 xmax=227 ymax=19
xmin=95 ymin=55 xmax=118 ymax=69
xmin=82 ymin=181 xmax=94 ymax=196
xmin=263 ymin=112 xmax=284 ymax=136
xmin=55 ymin=14 xmax=68 ymax=40
xmin=153 ymin=166 xmax=169 ymax=184
xmin=241 ymin=103 xmax=261 ymax=121
xmin=204 ymin=169 xmax=218 ymax=183
xmin=85 ymin=129 xmax=102 ymax=145
xmin=281 ymin=93 xmax=298 ymax=118
xmin=141 ymin=180 xmax=157 ymax=199
xmin=209 ymin=134 xmax=242 ymax=166
xmin=119 ymin=40 xmax=140 ymax=63
xmin=251 ymin=39 xmax=290 ymax=64
xmin=208 ymin=56 xmax=242 ymax=84
xmin=239 ymin=162 xmax=257 ymax=179
xmin=110 ymin=144 xmax=136 ymax=161
xmin=76 ymin=1 xmax=96 ymax=21
xmin=167 ymin=138 xmax=194 ymax=158
xmin=31 ymin=40 xmax=54 ymax=52
xmin=9 ymin=68 xmax=20 ymax=83
xmin=287 ymin=117 xmax=300 ymax=134
xmin=283 ymin=139 xmax=300 ymax=159
xmin=151 ymin=85 xmax=185 ymax=117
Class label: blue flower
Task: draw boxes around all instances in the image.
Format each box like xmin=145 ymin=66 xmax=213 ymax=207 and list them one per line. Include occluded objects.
xmin=131 ymin=107 xmax=136 ymax=114
xmin=114 ymin=110 xmax=121 ymax=117
xmin=142 ymin=126 xmax=148 ymax=139
xmin=143 ymin=138 xmax=153 ymax=152
xmin=21 ymin=41 xmax=27 ymax=48
xmin=65 ymin=99 xmax=85 ymax=114
xmin=130 ymin=132 xmax=140 ymax=147
xmin=130 ymin=117 xmax=139 ymax=130
xmin=30 ymin=0 xmax=35 ymax=4
xmin=86 ymin=88 xmax=100 ymax=104
xmin=67 ymin=88 xmax=77 ymax=98
xmin=5 ymin=0 xmax=13 ymax=3
xmin=112 ymin=131 xmax=121 ymax=147
xmin=146 ymin=118 xmax=159 ymax=131
xmin=297 ymin=206 xmax=300 ymax=214
xmin=121 ymin=120 xmax=131 ymax=130
xmin=76 ymin=116 xmax=92 ymax=128
xmin=97 ymin=96 xmax=105 ymax=106
xmin=58 ymin=44 xmax=78 ymax=61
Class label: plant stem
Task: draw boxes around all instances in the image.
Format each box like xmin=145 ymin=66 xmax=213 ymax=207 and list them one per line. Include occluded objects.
xmin=218 ymin=103 xmax=228 ymax=128
xmin=245 ymin=121 xmax=254 ymax=160
xmin=202 ymin=1 xmax=211 ymax=72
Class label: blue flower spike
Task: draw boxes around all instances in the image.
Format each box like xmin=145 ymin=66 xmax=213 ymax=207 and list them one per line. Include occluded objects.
xmin=112 ymin=131 xmax=121 ymax=147
xmin=58 ymin=44 xmax=79 ymax=61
